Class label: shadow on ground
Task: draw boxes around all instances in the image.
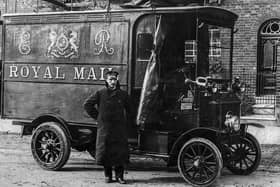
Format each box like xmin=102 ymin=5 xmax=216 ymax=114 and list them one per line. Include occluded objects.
xmin=126 ymin=176 xmax=185 ymax=184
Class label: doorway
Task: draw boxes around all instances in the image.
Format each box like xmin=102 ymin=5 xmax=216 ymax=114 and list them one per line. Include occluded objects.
xmin=257 ymin=19 xmax=280 ymax=96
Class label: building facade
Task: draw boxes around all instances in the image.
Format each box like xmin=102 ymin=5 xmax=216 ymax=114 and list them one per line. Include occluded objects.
xmin=223 ymin=0 xmax=280 ymax=122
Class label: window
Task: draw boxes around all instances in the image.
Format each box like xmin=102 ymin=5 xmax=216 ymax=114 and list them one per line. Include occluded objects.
xmin=209 ymin=28 xmax=221 ymax=58
xmin=137 ymin=33 xmax=153 ymax=60
xmin=185 ymin=40 xmax=197 ymax=63
xmin=184 ymin=29 xmax=221 ymax=64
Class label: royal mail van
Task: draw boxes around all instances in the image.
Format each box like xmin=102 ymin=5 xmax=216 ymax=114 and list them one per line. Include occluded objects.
xmin=1 ymin=5 xmax=262 ymax=186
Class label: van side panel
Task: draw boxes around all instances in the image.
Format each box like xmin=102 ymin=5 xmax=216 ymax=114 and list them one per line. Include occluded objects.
xmin=3 ymin=18 xmax=129 ymax=124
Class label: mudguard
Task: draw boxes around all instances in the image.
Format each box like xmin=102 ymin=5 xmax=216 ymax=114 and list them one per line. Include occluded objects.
xmin=31 ymin=113 xmax=73 ymax=140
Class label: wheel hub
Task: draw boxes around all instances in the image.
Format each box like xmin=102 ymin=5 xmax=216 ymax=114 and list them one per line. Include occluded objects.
xmin=40 ymin=136 xmax=57 ymax=151
xmin=46 ymin=139 xmax=56 ymax=150
xmin=235 ymin=147 xmax=246 ymax=160
xmin=193 ymin=156 xmax=204 ymax=168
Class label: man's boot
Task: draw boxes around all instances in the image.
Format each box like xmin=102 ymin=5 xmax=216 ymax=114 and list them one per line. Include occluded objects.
xmin=115 ymin=165 xmax=126 ymax=184
xmin=104 ymin=166 xmax=113 ymax=183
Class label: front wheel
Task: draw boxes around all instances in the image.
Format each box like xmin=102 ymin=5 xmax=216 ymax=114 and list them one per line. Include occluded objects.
xmin=226 ymin=133 xmax=261 ymax=175
xmin=31 ymin=122 xmax=71 ymax=170
xmin=177 ymin=138 xmax=223 ymax=187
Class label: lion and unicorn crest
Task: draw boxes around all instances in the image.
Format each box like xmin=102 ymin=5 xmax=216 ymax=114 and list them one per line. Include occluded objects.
xmin=18 ymin=26 xmax=114 ymax=59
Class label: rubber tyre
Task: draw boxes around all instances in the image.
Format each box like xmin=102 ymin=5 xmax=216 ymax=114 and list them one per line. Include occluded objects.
xmin=226 ymin=133 xmax=261 ymax=175
xmin=31 ymin=122 xmax=71 ymax=171
xmin=178 ymin=138 xmax=223 ymax=187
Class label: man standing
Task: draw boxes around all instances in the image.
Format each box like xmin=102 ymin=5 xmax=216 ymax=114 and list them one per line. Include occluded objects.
xmin=84 ymin=71 xmax=131 ymax=184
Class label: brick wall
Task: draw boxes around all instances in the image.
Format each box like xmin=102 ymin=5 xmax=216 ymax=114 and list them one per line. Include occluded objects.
xmin=222 ymin=0 xmax=280 ymax=98
xmin=0 ymin=0 xmax=5 ymax=14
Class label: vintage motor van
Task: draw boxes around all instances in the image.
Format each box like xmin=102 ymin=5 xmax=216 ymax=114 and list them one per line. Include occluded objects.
xmin=2 ymin=4 xmax=262 ymax=187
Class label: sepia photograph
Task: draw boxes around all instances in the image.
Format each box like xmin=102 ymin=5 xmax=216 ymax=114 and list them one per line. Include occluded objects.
xmin=0 ymin=0 xmax=280 ymax=186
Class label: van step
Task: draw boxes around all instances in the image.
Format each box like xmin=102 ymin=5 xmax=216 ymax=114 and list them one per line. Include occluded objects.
xmin=241 ymin=114 xmax=276 ymax=121
xmin=252 ymin=104 xmax=275 ymax=115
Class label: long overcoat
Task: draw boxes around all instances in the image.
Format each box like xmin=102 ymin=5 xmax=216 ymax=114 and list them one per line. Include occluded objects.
xmin=84 ymin=87 xmax=131 ymax=166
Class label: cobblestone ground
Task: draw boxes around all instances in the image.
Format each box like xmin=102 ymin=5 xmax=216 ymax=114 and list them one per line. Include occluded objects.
xmin=1 ymin=134 xmax=280 ymax=187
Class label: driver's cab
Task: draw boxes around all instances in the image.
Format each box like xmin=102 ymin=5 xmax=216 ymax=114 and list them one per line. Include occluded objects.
xmin=132 ymin=8 xmax=235 ymax=133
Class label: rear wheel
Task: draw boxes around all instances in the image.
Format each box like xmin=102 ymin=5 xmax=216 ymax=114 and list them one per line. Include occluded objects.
xmin=226 ymin=133 xmax=261 ymax=175
xmin=177 ymin=138 xmax=222 ymax=187
xmin=31 ymin=122 xmax=71 ymax=170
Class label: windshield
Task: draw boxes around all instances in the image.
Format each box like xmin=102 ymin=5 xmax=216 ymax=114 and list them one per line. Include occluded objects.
xmin=196 ymin=22 xmax=232 ymax=80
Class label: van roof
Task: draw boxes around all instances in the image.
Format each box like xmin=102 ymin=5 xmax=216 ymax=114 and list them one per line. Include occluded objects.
xmin=3 ymin=6 xmax=238 ymax=27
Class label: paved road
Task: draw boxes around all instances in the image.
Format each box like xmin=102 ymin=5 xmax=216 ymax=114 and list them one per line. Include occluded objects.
xmin=1 ymin=134 xmax=280 ymax=187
